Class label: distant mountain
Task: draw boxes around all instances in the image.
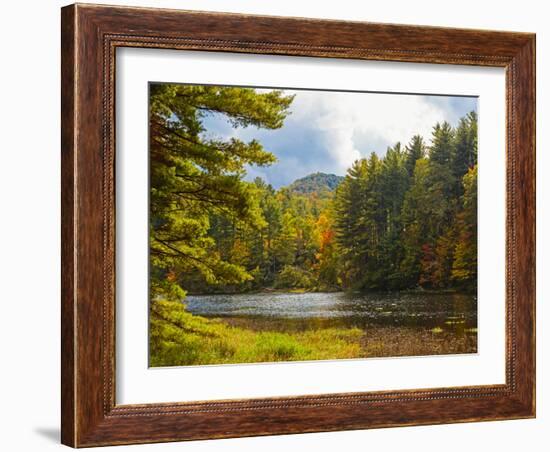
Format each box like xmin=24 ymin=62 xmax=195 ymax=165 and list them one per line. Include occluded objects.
xmin=287 ymin=172 xmax=344 ymax=194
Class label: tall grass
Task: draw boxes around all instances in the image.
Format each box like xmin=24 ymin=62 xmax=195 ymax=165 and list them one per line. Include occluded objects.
xmin=150 ymin=300 xmax=363 ymax=367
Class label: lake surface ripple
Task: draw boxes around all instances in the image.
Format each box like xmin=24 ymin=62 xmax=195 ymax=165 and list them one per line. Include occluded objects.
xmin=185 ymin=291 xmax=477 ymax=333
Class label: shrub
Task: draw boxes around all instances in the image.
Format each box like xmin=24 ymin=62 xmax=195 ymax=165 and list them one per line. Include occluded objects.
xmin=274 ymin=265 xmax=315 ymax=289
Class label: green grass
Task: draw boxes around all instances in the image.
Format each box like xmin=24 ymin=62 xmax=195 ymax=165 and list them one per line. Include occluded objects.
xmin=150 ymin=300 xmax=363 ymax=367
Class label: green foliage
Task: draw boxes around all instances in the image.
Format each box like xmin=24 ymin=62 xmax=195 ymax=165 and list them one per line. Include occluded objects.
xmin=275 ymin=265 xmax=315 ymax=289
xmin=429 ymin=121 xmax=454 ymax=166
xmin=149 ymin=84 xmax=294 ymax=300
xmin=149 ymin=83 xmax=477 ymax=298
xmin=333 ymin=112 xmax=478 ymax=291
xmin=452 ymin=111 xmax=478 ymax=196
xmin=405 ymin=135 xmax=426 ymax=177
xmin=185 ymin=175 xmax=338 ymax=293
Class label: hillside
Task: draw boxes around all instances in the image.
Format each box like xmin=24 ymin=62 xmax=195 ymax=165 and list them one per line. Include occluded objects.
xmin=287 ymin=172 xmax=344 ymax=194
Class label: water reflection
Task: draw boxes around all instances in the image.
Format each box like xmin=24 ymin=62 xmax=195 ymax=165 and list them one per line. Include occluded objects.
xmin=185 ymin=291 xmax=477 ymax=334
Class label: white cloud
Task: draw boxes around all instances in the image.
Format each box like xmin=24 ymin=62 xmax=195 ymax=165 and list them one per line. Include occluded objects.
xmin=287 ymin=90 xmax=463 ymax=173
xmin=202 ymin=88 xmax=477 ymax=187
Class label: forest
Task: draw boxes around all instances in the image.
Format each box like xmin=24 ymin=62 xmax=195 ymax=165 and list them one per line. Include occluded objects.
xmin=149 ymin=83 xmax=478 ymax=366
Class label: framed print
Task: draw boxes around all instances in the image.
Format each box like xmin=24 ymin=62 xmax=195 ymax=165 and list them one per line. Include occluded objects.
xmin=61 ymin=3 xmax=535 ymax=447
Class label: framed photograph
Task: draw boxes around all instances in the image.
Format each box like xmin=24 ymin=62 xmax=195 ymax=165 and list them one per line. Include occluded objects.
xmin=61 ymin=3 xmax=535 ymax=447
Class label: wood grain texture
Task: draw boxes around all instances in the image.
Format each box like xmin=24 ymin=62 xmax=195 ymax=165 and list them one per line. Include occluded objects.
xmin=60 ymin=5 xmax=76 ymax=446
xmin=61 ymin=3 xmax=536 ymax=447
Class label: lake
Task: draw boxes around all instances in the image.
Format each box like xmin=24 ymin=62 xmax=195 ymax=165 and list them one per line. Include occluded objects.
xmin=185 ymin=291 xmax=477 ymax=334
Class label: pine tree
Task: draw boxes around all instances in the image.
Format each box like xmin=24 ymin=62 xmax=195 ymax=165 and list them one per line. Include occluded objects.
xmin=333 ymin=158 xmax=369 ymax=287
xmin=149 ymin=84 xmax=294 ymax=300
xmin=272 ymin=211 xmax=298 ymax=269
xmin=379 ymin=143 xmax=409 ymax=286
xmin=399 ymin=157 xmax=450 ymax=287
xmin=405 ymin=135 xmax=426 ymax=177
xmin=429 ymin=121 xmax=454 ymax=166
xmin=452 ymin=111 xmax=478 ymax=196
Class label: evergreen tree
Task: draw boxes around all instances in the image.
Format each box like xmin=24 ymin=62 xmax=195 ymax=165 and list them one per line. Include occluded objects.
xmin=405 ymin=135 xmax=426 ymax=177
xmin=272 ymin=211 xmax=298 ymax=269
xmin=452 ymin=111 xmax=478 ymax=196
xmin=379 ymin=143 xmax=409 ymax=286
xmin=333 ymin=158 xmax=370 ymax=288
xmin=149 ymin=84 xmax=293 ymax=300
xmin=429 ymin=121 xmax=454 ymax=166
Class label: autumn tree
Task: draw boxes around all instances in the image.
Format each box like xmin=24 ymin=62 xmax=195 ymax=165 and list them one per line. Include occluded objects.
xmin=452 ymin=166 xmax=478 ymax=287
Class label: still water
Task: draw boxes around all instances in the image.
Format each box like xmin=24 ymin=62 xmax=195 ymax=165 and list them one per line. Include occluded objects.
xmin=185 ymin=291 xmax=477 ymax=333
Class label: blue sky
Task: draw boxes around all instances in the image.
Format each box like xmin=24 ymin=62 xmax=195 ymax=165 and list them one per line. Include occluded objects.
xmin=202 ymin=89 xmax=477 ymax=189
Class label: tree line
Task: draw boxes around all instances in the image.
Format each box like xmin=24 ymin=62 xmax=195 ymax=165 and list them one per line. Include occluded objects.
xmin=149 ymin=83 xmax=477 ymax=302
xmin=334 ymin=115 xmax=477 ymax=291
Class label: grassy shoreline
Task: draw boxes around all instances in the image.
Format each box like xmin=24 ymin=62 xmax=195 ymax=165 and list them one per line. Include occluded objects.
xmin=150 ymin=300 xmax=476 ymax=367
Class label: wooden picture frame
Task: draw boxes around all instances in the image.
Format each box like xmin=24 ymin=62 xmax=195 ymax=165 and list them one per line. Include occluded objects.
xmin=61 ymin=3 xmax=535 ymax=447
